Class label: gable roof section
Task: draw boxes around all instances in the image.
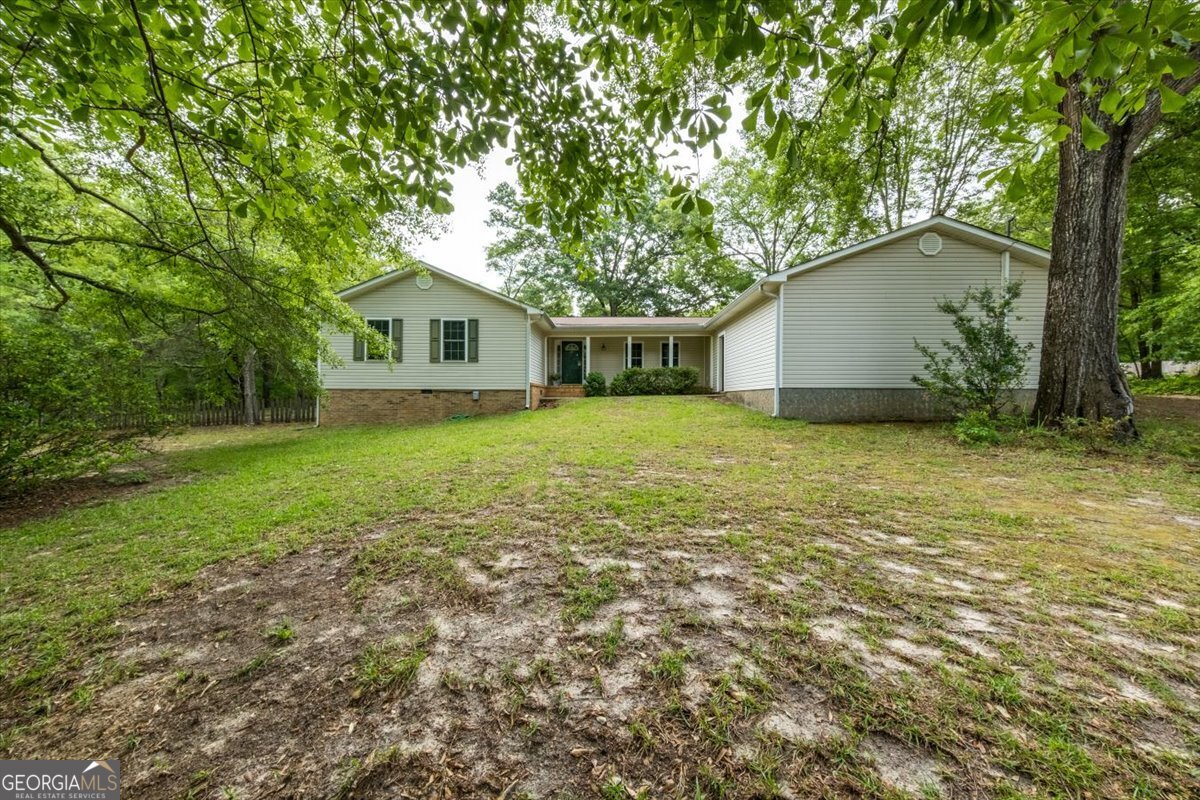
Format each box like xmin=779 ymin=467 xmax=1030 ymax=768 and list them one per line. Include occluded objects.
xmin=706 ymin=216 xmax=1050 ymax=330
xmin=774 ymin=216 xmax=1050 ymax=281
xmin=336 ymin=260 xmax=543 ymax=313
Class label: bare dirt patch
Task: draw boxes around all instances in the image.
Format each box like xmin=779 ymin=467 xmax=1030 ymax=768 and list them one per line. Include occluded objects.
xmin=6 ymin=404 xmax=1200 ymax=798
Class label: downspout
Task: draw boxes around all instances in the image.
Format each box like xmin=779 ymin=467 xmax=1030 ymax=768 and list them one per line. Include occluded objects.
xmin=1001 ymin=250 xmax=1011 ymax=329
xmin=774 ymin=287 xmax=783 ymax=418
xmin=315 ymin=353 xmax=321 ymax=427
xmin=525 ymin=317 xmax=532 ymax=409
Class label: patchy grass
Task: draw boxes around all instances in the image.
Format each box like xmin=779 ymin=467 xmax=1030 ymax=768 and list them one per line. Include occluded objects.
xmin=2 ymin=397 xmax=1199 ymax=797
xmin=353 ymin=625 xmax=437 ymax=697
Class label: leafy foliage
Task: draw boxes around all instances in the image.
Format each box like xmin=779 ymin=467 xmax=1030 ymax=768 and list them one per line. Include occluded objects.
xmin=913 ymin=282 xmax=1033 ymax=420
xmin=705 ymin=138 xmax=870 ymax=276
xmin=1129 ymin=374 xmax=1200 ymax=396
xmin=487 ymin=179 xmax=749 ymax=315
xmin=583 ymin=371 xmax=608 ymax=398
xmin=953 ymin=411 xmax=1004 ymax=446
xmin=0 ymin=303 xmax=154 ymax=493
xmin=609 ymin=367 xmax=700 ymax=397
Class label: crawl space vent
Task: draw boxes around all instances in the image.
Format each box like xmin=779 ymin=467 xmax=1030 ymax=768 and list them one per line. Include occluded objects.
xmin=918 ymin=232 xmax=943 ymax=256
xmin=415 ymin=273 xmax=434 ymax=290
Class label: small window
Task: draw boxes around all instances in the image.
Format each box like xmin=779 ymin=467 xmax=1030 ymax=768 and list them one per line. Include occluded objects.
xmin=660 ymin=341 xmax=680 ymax=367
xmin=626 ymin=341 xmax=643 ymax=368
xmin=365 ymin=318 xmax=391 ymax=360
xmin=442 ymin=319 xmax=467 ymax=362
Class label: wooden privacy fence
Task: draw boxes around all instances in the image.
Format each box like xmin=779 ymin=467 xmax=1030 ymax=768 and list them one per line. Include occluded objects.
xmin=108 ymin=397 xmax=316 ymax=429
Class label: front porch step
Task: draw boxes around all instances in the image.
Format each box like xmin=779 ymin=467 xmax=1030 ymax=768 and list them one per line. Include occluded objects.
xmin=543 ymin=384 xmax=586 ymax=398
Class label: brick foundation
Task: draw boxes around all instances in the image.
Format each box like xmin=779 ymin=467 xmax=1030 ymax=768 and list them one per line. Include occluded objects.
xmin=320 ymin=389 xmax=527 ymax=425
xmin=543 ymin=384 xmax=586 ymax=398
xmin=724 ymin=389 xmax=775 ymax=415
xmin=530 ymin=383 xmax=546 ymax=410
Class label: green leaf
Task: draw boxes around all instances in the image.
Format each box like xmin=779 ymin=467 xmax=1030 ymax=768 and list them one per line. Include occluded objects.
xmin=1080 ymin=115 xmax=1109 ymax=150
xmin=867 ymin=64 xmax=896 ymax=81
xmin=1159 ymin=84 xmax=1186 ymax=114
xmin=1005 ymin=168 xmax=1027 ymax=201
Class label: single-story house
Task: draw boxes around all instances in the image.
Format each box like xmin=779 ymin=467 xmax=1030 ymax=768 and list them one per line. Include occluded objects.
xmin=318 ymin=215 xmax=1049 ymax=425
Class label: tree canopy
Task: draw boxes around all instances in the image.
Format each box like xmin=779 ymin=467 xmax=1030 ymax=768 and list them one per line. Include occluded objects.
xmin=3 ymin=0 xmax=1200 ymax=482
xmin=486 ymin=179 xmax=749 ymax=316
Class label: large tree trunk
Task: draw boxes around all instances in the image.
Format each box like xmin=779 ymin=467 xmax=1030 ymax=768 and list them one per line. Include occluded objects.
xmin=1032 ymin=82 xmax=1137 ymax=437
xmin=241 ymin=345 xmax=259 ymax=426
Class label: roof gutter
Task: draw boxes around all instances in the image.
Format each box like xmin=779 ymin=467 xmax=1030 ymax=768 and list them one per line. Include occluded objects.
xmin=706 ymin=275 xmax=784 ymax=330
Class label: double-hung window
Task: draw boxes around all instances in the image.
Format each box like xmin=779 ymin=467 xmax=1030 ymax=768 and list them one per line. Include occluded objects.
xmin=442 ymin=319 xmax=467 ymax=362
xmin=660 ymin=341 xmax=680 ymax=367
xmin=625 ymin=341 xmax=643 ymax=368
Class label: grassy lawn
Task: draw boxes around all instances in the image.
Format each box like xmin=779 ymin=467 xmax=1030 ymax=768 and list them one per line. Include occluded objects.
xmin=2 ymin=397 xmax=1198 ymax=798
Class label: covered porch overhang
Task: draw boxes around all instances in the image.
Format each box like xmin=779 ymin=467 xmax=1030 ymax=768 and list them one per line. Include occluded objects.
xmin=545 ymin=330 xmax=713 ymax=388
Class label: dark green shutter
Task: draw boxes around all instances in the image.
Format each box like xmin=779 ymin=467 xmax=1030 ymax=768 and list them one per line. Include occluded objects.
xmin=391 ymin=318 xmax=403 ymax=362
xmin=353 ymin=335 xmax=365 ymax=361
xmin=429 ymin=318 xmax=440 ymax=362
xmin=467 ymin=318 xmax=479 ymax=363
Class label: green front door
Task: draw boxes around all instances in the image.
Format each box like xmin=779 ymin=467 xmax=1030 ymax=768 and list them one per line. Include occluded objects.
xmin=561 ymin=340 xmax=584 ymax=384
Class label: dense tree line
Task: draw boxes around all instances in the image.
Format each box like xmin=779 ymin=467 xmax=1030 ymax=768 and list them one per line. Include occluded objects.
xmin=2 ymin=0 xmax=1198 ymax=488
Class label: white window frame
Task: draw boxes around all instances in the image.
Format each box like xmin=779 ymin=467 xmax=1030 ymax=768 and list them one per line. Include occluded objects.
xmin=441 ymin=318 xmax=468 ymax=363
xmin=660 ymin=341 xmax=679 ymax=367
xmin=626 ymin=340 xmax=643 ymax=368
xmin=364 ymin=318 xmax=391 ymax=361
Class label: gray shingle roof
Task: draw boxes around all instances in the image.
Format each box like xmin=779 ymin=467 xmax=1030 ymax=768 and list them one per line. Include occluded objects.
xmin=550 ymin=316 xmax=710 ymax=328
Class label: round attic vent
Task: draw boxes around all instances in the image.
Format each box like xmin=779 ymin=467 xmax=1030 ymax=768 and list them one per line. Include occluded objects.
xmin=415 ymin=273 xmax=434 ymax=290
xmin=918 ymin=232 xmax=943 ymax=256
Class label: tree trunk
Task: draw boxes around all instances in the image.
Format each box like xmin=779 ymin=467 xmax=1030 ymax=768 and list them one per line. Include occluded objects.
xmin=241 ymin=345 xmax=259 ymax=426
xmin=1032 ymin=84 xmax=1137 ymax=438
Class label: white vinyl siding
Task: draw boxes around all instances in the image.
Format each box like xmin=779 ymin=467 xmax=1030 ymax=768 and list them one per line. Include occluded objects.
xmin=323 ymin=272 xmax=528 ymax=390
xmin=530 ymin=325 xmax=547 ymax=384
xmin=588 ymin=338 xmax=627 ymax=379
xmin=1009 ymin=257 xmax=1047 ymax=387
xmin=717 ymin=297 xmax=777 ymax=392
xmin=780 ymin=232 xmax=1047 ymax=389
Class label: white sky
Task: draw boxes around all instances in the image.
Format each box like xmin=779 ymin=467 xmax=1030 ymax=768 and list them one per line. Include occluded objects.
xmin=411 ymin=149 xmax=517 ymax=289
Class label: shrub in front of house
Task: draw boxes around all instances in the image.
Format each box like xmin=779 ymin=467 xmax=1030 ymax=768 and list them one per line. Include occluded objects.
xmin=913 ymin=281 xmax=1032 ymax=422
xmin=584 ymin=371 xmax=608 ymax=397
xmin=609 ymin=367 xmax=700 ymax=396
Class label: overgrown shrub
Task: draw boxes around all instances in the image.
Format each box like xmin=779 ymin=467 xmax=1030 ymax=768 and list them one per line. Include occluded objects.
xmin=913 ymin=281 xmax=1033 ymax=421
xmin=953 ymin=411 xmax=1003 ymax=445
xmin=609 ymin=366 xmax=699 ymax=396
xmin=584 ymin=371 xmax=608 ymax=397
xmin=1 ymin=308 xmax=155 ymax=495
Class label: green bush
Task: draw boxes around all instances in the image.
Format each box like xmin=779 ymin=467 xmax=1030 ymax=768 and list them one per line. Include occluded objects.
xmin=1128 ymin=374 xmax=1200 ymax=396
xmin=1 ymin=308 xmax=155 ymax=494
xmin=583 ymin=371 xmax=608 ymax=397
xmin=953 ymin=411 xmax=1003 ymax=445
xmin=913 ymin=281 xmax=1033 ymax=420
xmin=609 ymin=366 xmax=699 ymax=396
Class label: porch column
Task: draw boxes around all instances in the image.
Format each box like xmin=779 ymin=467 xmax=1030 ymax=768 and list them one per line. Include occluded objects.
xmin=626 ymin=335 xmax=632 ymax=368
xmin=668 ymin=335 xmax=675 ymax=367
xmin=585 ymin=336 xmax=591 ymax=376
